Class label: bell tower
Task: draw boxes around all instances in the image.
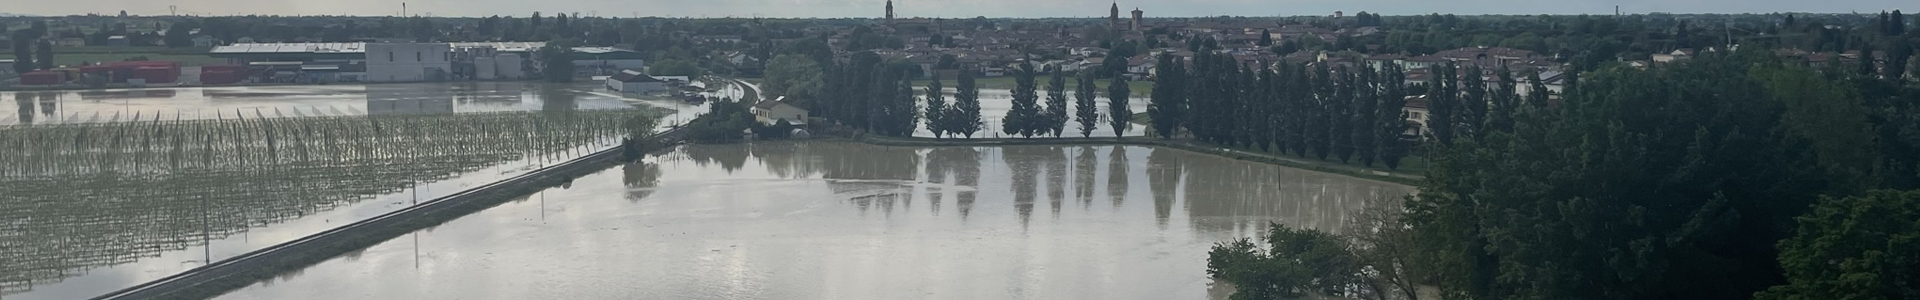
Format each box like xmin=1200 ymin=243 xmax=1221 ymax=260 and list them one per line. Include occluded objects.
xmin=886 ymin=0 xmax=895 ymax=21
xmin=1109 ymin=2 xmax=1120 ymax=28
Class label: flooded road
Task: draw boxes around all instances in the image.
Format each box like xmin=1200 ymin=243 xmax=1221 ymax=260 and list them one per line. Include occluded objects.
xmin=219 ymin=142 xmax=1412 ymax=300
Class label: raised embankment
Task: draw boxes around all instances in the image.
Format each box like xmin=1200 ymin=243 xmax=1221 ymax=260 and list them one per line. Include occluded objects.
xmin=93 ymin=129 xmax=684 ymax=300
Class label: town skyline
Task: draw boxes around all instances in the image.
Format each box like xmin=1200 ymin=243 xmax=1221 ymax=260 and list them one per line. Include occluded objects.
xmin=6 ymin=0 xmax=1917 ymax=19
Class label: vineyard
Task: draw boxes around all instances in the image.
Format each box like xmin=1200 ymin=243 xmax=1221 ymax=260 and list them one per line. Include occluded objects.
xmin=0 ymin=110 xmax=655 ymax=295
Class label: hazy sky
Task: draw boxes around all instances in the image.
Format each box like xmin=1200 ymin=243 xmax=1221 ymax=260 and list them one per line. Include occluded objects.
xmin=11 ymin=0 xmax=1919 ymax=18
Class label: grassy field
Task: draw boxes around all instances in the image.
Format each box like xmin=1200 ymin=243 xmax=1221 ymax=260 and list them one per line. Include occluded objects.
xmin=1 ymin=46 xmax=223 ymax=67
xmin=911 ymin=76 xmax=1158 ymax=94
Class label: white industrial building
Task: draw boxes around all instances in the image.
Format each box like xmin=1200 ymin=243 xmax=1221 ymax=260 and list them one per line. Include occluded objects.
xmin=365 ymin=43 xmax=452 ymax=82
xmin=209 ymin=42 xmax=551 ymax=83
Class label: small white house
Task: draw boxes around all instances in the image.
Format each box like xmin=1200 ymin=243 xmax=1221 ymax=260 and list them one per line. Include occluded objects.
xmin=607 ymin=69 xmax=667 ymax=94
xmin=752 ymin=97 xmax=809 ymax=126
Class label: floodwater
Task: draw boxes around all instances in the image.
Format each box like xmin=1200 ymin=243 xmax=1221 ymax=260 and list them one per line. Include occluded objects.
xmin=912 ymin=89 xmax=1152 ymax=138
xmin=0 ymin=82 xmax=718 ymax=299
xmin=0 ymin=81 xmax=734 ymax=126
xmin=220 ymin=142 xmax=1413 ymax=300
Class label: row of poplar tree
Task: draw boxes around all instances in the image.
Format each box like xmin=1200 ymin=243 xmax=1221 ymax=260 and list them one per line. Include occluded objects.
xmin=810 ymin=50 xmax=1560 ymax=171
xmin=810 ymin=52 xmax=1138 ymax=140
xmin=1144 ymin=50 xmax=1557 ymax=170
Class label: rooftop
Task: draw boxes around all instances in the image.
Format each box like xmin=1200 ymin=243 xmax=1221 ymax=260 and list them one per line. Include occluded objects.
xmin=211 ymin=42 xmax=549 ymax=55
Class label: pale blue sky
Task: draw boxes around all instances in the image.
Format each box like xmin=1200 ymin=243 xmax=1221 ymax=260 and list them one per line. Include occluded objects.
xmin=10 ymin=0 xmax=1918 ymax=18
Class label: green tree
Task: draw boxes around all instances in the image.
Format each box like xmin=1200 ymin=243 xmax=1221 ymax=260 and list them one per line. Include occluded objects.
xmin=1756 ymin=190 xmax=1920 ymax=300
xmin=1004 ymin=62 xmax=1041 ymax=137
xmin=1044 ymin=66 xmax=1069 ymax=137
xmin=1075 ymin=70 xmax=1100 ymax=138
xmin=10 ymin=34 xmax=34 ymax=74
xmin=948 ymin=70 xmax=983 ymax=137
xmin=1106 ymin=75 xmax=1132 ymax=137
xmin=1331 ymin=67 xmax=1356 ymax=163
xmin=1207 ymin=223 xmax=1361 ymax=300
xmin=1352 ymin=65 xmax=1380 ymax=167
xmin=1525 ymin=71 xmax=1552 ymax=108
xmin=925 ymin=73 xmax=948 ymax=138
xmin=882 ymin=72 xmax=920 ymax=137
xmin=1406 ymin=52 xmax=1886 ymax=300
xmin=1376 ymin=64 xmax=1411 ymax=169
xmin=538 ymin=43 xmax=575 ymax=82
xmin=763 ymin=54 xmax=824 ymax=101
xmin=35 ymin=39 xmax=53 ymax=70
xmin=164 ymin=23 xmax=195 ymax=48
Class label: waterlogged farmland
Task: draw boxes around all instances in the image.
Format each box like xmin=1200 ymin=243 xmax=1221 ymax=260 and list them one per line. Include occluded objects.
xmin=0 ymin=109 xmax=654 ymax=299
xmin=221 ymin=142 xmax=1414 ymax=300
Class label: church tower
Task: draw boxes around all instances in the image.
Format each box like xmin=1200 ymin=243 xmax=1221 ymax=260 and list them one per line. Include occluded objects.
xmin=1131 ymin=7 xmax=1143 ymax=32
xmin=1109 ymin=2 xmax=1121 ymax=28
xmin=886 ymin=0 xmax=895 ymax=21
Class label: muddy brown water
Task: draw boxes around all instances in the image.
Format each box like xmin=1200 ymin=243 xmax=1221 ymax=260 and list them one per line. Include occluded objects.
xmin=216 ymin=142 xmax=1413 ymax=300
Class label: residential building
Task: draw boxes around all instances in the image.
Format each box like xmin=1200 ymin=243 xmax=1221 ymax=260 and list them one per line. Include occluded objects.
xmin=1403 ymin=95 xmax=1431 ymax=138
xmin=753 ymin=98 xmax=810 ymax=125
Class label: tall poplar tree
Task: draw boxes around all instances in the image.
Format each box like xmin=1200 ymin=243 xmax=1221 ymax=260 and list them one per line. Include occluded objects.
xmin=1331 ymin=66 xmax=1356 ymax=163
xmin=1352 ymin=65 xmax=1379 ymax=167
xmin=1004 ymin=62 xmax=1041 ymax=137
xmin=1148 ymin=55 xmax=1186 ymax=139
xmin=1045 ymin=66 xmax=1069 ymax=137
xmin=1377 ymin=64 xmax=1410 ymax=169
xmin=1107 ymin=75 xmax=1132 ymax=137
xmin=1076 ymin=70 xmax=1100 ymax=138
xmin=950 ymin=70 xmax=983 ymax=137
xmin=924 ymin=73 xmax=948 ymax=138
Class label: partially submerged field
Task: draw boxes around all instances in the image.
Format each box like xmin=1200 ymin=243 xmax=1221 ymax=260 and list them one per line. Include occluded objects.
xmin=0 ymin=110 xmax=654 ymax=298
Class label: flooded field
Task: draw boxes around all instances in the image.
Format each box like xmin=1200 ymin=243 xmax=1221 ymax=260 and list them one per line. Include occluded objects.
xmin=0 ymin=81 xmax=735 ymax=126
xmin=219 ymin=142 xmax=1412 ymax=300
xmin=0 ymin=79 xmax=699 ymax=299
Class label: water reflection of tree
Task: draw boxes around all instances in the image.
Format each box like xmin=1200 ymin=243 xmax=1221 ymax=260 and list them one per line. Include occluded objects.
xmin=685 ymin=144 xmax=751 ymax=173
xmin=749 ymin=142 xmax=819 ymax=179
xmin=622 ymin=162 xmax=662 ymax=202
xmin=1003 ymin=146 xmax=1043 ymax=229
xmin=1106 ymin=146 xmax=1130 ymax=208
xmin=37 ymin=92 xmax=58 ymax=118
xmin=14 ymin=93 xmax=35 ymax=124
xmin=1179 ymin=156 xmax=1412 ymax=236
xmin=820 ymin=143 xmax=921 ymax=181
xmin=817 ymin=144 xmax=921 ymax=215
xmin=925 ymin=147 xmax=980 ymax=219
xmin=1146 ymin=147 xmax=1185 ymax=227
xmin=537 ymin=84 xmax=578 ymax=111
xmin=1074 ymin=146 xmax=1097 ymax=210
xmin=1045 ymin=146 xmax=1068 ymax=218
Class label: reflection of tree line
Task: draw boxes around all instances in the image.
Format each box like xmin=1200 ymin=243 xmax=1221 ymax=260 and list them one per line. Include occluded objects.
xmin=0 ymin=110 xmax=650 ymax=296
xmin=1174 ymin=151 xmax=1415 ymax=235
xmin=11 ymin=92 xmax=60 ymax=125
xmin=926 ymin=147 xmax=980 ymax=219
xmin=638 ymin=143 xmax=1408 ymax=236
